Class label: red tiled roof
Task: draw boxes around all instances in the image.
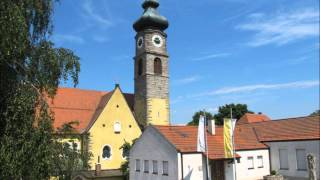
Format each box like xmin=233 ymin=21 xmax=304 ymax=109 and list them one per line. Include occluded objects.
xmin=48 ymin=87 xmax=134 ymax=133
xmin=153 ymin=116 xmax=319 ymax=159
xmin=252 ymin=115 xmax=320 ymax=142
xmin=237 ymin=113 xmax=270 ymax=124
xmin=154 ymin=125 xmax=267 ymax=160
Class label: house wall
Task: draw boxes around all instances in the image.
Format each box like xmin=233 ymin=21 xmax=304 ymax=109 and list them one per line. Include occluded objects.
xmin=129 ymin=127 xmax=178 ymax=180
xmin=179 ymin=153 xmax=207 ymax=180
xmin=88 ymin=87 xmax=142 ymax=170
xmin=266 ymin=140 xmax=320 ymax=179
xmin=224 ymin=149 xmax=270 ymax=180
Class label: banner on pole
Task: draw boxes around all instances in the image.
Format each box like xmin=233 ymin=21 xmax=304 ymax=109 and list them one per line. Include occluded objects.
xmin=224 ymin=118 xmax=234 ymax=158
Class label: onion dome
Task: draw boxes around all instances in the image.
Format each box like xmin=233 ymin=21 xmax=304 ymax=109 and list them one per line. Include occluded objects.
xmin=133 ymin=0 xmax=169 ymax=32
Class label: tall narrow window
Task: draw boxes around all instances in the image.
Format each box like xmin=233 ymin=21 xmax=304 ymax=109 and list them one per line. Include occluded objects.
xmin=135 ymin=159 xmax=141 ymax=172
xmin=247 ymin=157 xmax=254 ymax=169
xmin=279 ymin=149 xmax=289 ymax=170
xmin=144 ymin=160 xmax=149 ymax=173
xmin=138 ymin=59 xmax=143 ymax=76
xmin=296 ymin=149 xmax=307 ymax=170
xmin=152 ymin=160 xmax=158 ymax=174
xmin=154 ymin=58 xmax=162 ymax=75
xmin=162 ymin=161 xmax=169 ymax=176
xmin=257 ymin=156 xmax=264 ymax=168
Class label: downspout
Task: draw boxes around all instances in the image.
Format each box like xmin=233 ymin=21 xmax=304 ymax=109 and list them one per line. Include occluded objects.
xmin=180 ymin=152 xmax=184 ymax=180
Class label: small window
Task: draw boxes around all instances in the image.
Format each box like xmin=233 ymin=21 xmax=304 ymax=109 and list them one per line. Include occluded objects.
xmin=135 ymin=159 xmax=141 ymax=172
xmin=114 ymin=122 xmax=121 ymax=133
xmin=296 ymin=149 xmax=307 ymax=170
xmin=279 ymin=149 xmax=289 ymax=170
xmin=122 ymin=146 xmax=130 ymax=159
xmin=144 ymin=160 xmax=149 ymax=173
xmin=138 ymin=59 xmax=143 ymax=76
xmin=154 ymin=58 xmax=162 ymax=75
xmin=152 ymin=160 xmax=158 ymax=174
xmin=257 ymin=156 xmax=263 ymax=168
xmin=162 ymin=161 xmax=169 ymax=176
xmin=247 ymin=157 xmax=254 ymax=169
xmin=102 ymin=145 xmax=111 ymax=159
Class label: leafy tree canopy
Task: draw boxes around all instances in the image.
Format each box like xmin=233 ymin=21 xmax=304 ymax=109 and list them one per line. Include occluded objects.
xmin=187 ymin=111 xmax=213 ymax=126
xmin=187 ymin=104 xmax=254 ymax=126
xmin=213 ymin=103 xmax=253 ymax=125
xmin=0 ymin=0 xmax=81 ymax=179
xmin=310 ymin=109 xmax=320 ymax=116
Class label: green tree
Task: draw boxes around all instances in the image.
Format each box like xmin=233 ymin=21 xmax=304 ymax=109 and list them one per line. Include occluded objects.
xmin=120 ymin=139 xmax=138 ymax=180
xmin=310 ymin=109 xmax=320 ymax=116
xmin=214 ymin=103 xmax=253 ymax=125
xmin=187 ymin=111 xmax=214 ymax=126
xmin=52 ymin=121 xmax=92 ymax=180
xmin=0 ymin=0 xmax=80 ymax=179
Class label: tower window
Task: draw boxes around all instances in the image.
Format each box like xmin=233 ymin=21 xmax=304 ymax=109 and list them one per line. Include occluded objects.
xmin=154 ymin=58 xmax=162 ymax=75
xmin=138 ymin=59 xmax=143 ymax=76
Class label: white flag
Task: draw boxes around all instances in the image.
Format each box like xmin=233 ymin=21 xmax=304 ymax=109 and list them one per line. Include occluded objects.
xmin=197 ymin=115 xmax=206 ymax=152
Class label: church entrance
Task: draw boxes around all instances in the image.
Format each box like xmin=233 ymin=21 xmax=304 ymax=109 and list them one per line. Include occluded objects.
xmin=211 ymin=160 xmax=225 ymax=180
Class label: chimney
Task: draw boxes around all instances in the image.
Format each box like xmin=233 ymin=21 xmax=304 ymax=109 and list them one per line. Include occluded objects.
xmin=208 ymin=119 xmax=215 ymax=135
xmin=95 ymin=156 xmax=101 ymax=176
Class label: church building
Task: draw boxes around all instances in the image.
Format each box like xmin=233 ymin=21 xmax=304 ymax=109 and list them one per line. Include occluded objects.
xmin=49 ymin=0 xmax=171 ymax=178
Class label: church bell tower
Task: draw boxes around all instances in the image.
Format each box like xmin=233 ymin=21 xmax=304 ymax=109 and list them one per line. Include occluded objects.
xmin=133 ymin=0 xmax=170 ymax=126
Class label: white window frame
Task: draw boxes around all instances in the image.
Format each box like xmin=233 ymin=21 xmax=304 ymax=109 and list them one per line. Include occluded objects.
xmin=135 ymin=159 xmax=141 ymax=172
xmin=114 ymin=122 xmax=121 ymax=133
xmin=247 ymin=156 xmax=254 ymax=170
xmin=257 ymin=155 xmax=263 ymax=168
xmin=101 ymin=144 xmax=112 ymax=160
xmin=296 ymin=149 xmax=307 ymax=171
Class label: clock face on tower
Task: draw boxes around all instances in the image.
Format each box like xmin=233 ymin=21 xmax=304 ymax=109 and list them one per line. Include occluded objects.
xmin=137 ymin=36 xmax=144 ymax=48
xmin=152 ymin=35 xmax=163 ymax=47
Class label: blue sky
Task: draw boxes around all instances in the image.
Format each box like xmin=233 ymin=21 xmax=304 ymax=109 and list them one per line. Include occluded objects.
xmin=52 ymin=0 xmax=319 ymax=124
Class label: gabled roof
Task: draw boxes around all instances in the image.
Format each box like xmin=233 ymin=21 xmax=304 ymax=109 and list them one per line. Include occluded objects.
xmin=48 ymin=87 xmax=134 ymax=133
xmin=154 ymin=125 xmax=267 ymax=160
xmin=237 ymin=113 xmax=270 ymax=124
xmin=251 ymin=115 xmax=320 ymax=142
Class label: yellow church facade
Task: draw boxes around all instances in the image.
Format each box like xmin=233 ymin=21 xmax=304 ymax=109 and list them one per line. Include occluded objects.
xmin=49 ymin=85 xmax=142 ymax=171
xmin=49 ymin=0 xmax=171 ymax=177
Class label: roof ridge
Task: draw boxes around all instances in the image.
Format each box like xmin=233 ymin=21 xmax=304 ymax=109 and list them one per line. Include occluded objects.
xmin=58 ymin=87 xmax=109 ymax=94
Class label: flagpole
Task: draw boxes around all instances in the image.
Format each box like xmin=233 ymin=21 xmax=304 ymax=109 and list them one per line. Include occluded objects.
xmin=231 ymin=108 xmax=237 ymax=180
xmin=203 ymin=110 xmax=210 ymax=180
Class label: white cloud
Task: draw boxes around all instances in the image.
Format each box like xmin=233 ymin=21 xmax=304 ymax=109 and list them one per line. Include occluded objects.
xmin=237 ymin=8 xmax=319 ymax=46
xmin=210 ymin=80 xmax=319 ymax=95
xmin=174 ymin=75 xmax=202 ymax=85
xmin=52 ymin=34 xmax=85 ymax=44
xmin=82 ymin=0 xmax=113 ymax=28
xmin=192 ymin=53 xmax=230 ymax=61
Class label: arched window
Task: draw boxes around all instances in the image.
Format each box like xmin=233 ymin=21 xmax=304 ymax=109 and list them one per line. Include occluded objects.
xmin=102 ymin=145 xmax=111 ymax=159
xmin=154 ymin=58 xmax=162 ymax=75
xmin=138 ymin=59 xmax=143 ymax=76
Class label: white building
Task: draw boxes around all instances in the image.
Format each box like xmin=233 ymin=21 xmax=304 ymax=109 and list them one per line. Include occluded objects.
xmin=129 ymin=117 xmax=271 ymax=180
xmin=251 ymin=116 xmax=320 ymax=179
xmin=129 ymin=115 xmax=320 ymax=180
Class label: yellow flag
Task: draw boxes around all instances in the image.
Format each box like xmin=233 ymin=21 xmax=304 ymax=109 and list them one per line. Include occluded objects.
xmin=224 ymin=118 xmax=233 ymax=158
